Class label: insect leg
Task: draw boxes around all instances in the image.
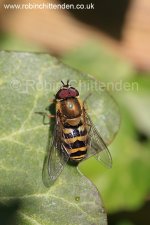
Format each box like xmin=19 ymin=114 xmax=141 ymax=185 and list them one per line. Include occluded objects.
xmin=48 ymin=99 xmax=55 ymax=103
xmin=87 ymin=123 xmax=92 ymax=133
xmin=83 ymin=93 xmax=92 ymax=104
xmin=35 ymin=112 xmax=55 ymax=125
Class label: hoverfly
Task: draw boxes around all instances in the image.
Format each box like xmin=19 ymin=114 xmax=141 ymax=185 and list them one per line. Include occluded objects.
xmin=36 ymin=80 xmax=112 ymax=184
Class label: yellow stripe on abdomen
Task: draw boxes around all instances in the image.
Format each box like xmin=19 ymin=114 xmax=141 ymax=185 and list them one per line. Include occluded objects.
xmin=68 ymin=146 xmax=87 ymax=154
xmin=64 ymin=135 xmax=87 ymax=144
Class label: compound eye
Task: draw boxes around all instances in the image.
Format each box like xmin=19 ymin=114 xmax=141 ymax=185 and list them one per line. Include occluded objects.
xmin=56 ymin=87 xmax=79 ymax=99
xmin=59 ymin=90 xmax=68 ymax=98
xmin=68 ymin=88 xmax=79 ymax=97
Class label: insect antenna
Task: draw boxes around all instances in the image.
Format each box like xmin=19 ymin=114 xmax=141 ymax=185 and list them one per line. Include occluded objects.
xmin=67 ymin=79 xmax=70 ymax=86
xmin=61 ymin=80 xmax=65 ymax=86
xmin=61 ymin=80 xmax=70 ymax=87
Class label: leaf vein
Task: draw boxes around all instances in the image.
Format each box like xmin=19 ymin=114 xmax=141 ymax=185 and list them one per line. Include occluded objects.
xmin=19 ymin=211 xmax=42 ymax=225
xmin=0 ymin=125 xmax=45 ymax=142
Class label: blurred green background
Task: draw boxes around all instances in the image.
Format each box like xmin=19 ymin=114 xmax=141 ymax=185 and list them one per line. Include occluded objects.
xmin=1 ymin=0 xmax=150 ymax=224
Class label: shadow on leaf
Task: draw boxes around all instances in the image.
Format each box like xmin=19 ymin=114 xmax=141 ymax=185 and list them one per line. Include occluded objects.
xmin=0 ymin=200 xmax=21 ymax=225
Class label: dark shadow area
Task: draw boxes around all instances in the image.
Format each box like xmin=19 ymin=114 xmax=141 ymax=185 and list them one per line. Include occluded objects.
xmin=136 ymin=130 xmax=149 ymax=143
xmin=108 ymin=200 xmax=150 ymax=225
xmin=59 ymin=0 xmax=131 ymax=40
xmin=0 ymin=200 xmax=21 ymax=225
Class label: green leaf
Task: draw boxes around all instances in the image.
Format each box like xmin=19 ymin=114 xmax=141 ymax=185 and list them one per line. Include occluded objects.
xmin=0 ymin=51 xmax=120 ymax=224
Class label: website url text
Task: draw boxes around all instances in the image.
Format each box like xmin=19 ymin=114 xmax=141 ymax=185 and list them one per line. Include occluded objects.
xmin=3 ymin=3 xmax=95 ymax=10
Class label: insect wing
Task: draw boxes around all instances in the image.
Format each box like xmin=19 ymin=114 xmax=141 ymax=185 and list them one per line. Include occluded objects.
xmin=85 ymin=112 xmax=112 ymax=168
xmin=47 ymin=120 xmax=69 ymax=183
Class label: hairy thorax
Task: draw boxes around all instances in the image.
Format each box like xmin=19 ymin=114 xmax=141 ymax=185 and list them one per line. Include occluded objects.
xmin=56 ymin=97 xmax=83 ymax=126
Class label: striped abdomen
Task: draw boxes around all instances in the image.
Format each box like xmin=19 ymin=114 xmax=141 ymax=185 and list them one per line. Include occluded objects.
xmin=63 ymin=124 xmax=87 ymax=162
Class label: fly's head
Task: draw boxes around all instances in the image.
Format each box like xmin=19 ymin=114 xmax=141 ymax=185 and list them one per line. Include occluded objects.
xmin=56 ymin=80 xmax=79 ymax=100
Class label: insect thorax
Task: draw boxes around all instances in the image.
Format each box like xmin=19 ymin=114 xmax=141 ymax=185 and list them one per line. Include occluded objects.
xmin=56 ymin=97 xmax=83 ymax=126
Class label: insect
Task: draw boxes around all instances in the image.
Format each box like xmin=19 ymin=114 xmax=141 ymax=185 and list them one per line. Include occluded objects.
xmin=36 ymin=80 xmax=112 ymax=184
